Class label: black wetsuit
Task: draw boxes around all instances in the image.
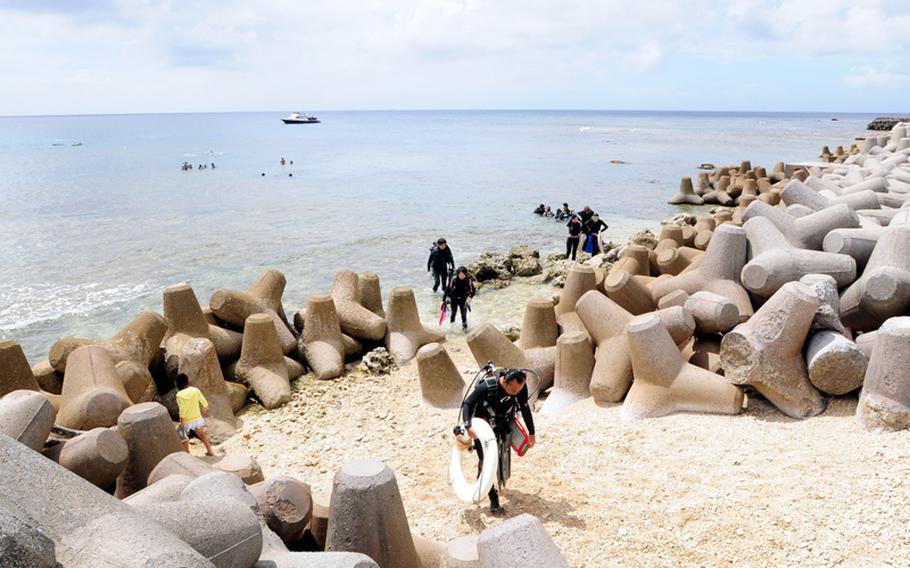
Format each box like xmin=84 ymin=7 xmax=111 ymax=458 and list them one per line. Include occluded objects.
xmin=566 ymin=219 xmax=582 ymax=260
xmin=444 ymin=275 xmax=475 ymax=327
xmin=427 ymin=245 xmax=455 ymax=292
xmin=582 ymin=218 xmax=608 ymax=254
xmin=462 ymin=378 xmax=535 ymax=498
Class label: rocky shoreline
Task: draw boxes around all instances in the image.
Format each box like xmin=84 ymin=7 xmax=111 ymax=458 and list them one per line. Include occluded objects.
xmin=2 ymin=121 xmax=910 ymax=566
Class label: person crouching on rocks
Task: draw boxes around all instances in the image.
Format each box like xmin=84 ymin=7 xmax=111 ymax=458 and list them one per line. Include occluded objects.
xmin=459 ymin=368 xmax=536 ymax=513
xmin=175 ymin=373 xmax=215 ymax=456
xmin=427 ymin=238 xmax=455 ymax=293
xmin=444 ymin=266 xmax=475 ymax=332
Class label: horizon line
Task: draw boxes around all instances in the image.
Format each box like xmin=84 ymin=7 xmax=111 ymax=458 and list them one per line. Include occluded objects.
xmin=1 ymin=108 xmax=907 ymax=119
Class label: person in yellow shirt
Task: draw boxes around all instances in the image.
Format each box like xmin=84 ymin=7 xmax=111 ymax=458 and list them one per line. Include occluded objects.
xmin=175 ymin=373 xmax=215 ymax=456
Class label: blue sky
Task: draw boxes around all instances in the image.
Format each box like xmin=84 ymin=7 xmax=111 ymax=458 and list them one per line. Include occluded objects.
xmin=1 ymin=0 xmax=908 ymax=115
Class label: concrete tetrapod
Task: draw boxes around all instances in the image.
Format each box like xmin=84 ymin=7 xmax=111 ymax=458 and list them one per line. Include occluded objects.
xmin=147 ymin=451 xmax=217 ymax=486
xmin=250 ymin=475 xmax=313 ymax=546
xmin=32 ymin=359 xmax=63 ymax=395
xmin=115 ymin=360 xmax=157 ymax=404
xmin=539 ymin=332 xmax=593 ymax=415
xmin=0 ymin=432 xmax=210 ymax=567
xmin=300 ymin=295 xmax=346 ymax=380
xmin=236 ymin=313 xmax=292 ymax=407
xmin=0 ymin=390 xmax=55 ymax=451
xmin=516 ymin=298 xmax=558 ymax=349
xmin=124 ymin=474 xmax=194 ymax=506
xmin=132 ymin=500 xmax=263 ymax=568
xmin=115 ymin=402 xmax=184 ymax=498
xmin=0 ymin=340 xmax=39 ymax=397
xmin=741 ymin=200 xmax=860 ymax=250
xmin=58 ymin=510 xmax=214 ymax=568
xmin=840 ymin=224 xmax=910 ymax=332
xmin=720 ymin=282 xmax=826 ymax=419
xmin=331 ymin=271 xmax=387 ymax=341
xmin=806 ymin=330 xmax=867 ymax=395
xmin=649 ymin=224 xmax=754 ymax=321
xmin=202 ymin=449 xmax=265 ymax=484
xmin=48 ymin=311 xmax=168 ymax=373
xmin=44 ymin=427 xmax=128 ymax=489
xmin=385 ymin=287 xmax=445 ymax=364
xmin=57 ymin=345 xmax=132 ymax=430
xmin=572 ymin=290 xmax=630 ymax=401
xmin=555 ymin=264 xmax=597 ymax=319
xmin=684 ymin=291 xmax=739 ymax=334
xmin=624 ymin=314 xmax=743 ymax=420
xmin=781 ymin=179 xmax=881 ymax=212
xmin=0 ymin=508 xmax=57 ymax=568
xmin=325 ymin=459 xmax=421 ymax=568
xmin=476 ymin=513 xmax=568 ymax=568
xmin=416 ymin=343 xmax=466 ymax=409
xmin=856 ymin=318 xmax=910 ymax=431
xmin=602 ymin=269 xmax=656 ymax=314
xmin=358 ymin=271 xmax=386 ymax=318
xmin=655 ymin=246 xmax=703 ymax=276
xmin=465 ymin=323 xmax=549 ymax=394
xmin=741 ymin=216 xmax=856 ymax=298
xmin=823 ymin=226 xmax=887 ymax=273
xmin=609 ymin=244 xmax=651 ymax=277
xmin=668 ymin=176 xmax=705 ymax=205
xmin=259 ymin=553 xmax=380 ymax=567
xmin=209 ymin=269 xmax=297 ymax=355
xmin=163 ymin=283 xmax=242 ymax=365
xmin=800 ymin=274 xmax=846 ymax=333
xmin=174 ymin=337 xmax=236 ymax=442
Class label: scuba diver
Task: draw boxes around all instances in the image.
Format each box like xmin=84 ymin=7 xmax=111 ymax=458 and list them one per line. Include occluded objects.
xmin=555 ymin=202 xmax=572 ymax=220
xmin=457 ymin=366 xmax=536 ymax=513
xmin=582 ymin=213 xmax=608 ymax=255
xmin=543 ymin=205 xmax=554 ymax=218
xmin=566 ymin=214 xmax=583 ymax=261
xmin=533 ymin=204 xmax=546 ymax=215
xmin=427 ymin=238 xmax=455 ymax=293
xmin=443 ymin=266 xmax=475 ymax=332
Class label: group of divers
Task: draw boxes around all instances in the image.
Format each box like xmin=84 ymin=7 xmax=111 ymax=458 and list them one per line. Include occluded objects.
xmin=434 ymin=202 xmax=605 ymax=514
xmin=534 ymin=202 xmax=609 ymax=260
xmin=181 ymin=162 xmax=215 ymax=171
xmin=426 ymin=237 xmax=535 ymax=514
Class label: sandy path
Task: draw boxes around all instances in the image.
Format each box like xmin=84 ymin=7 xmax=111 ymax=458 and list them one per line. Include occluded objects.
xmin=221 ymin=333 xmax=910 ymax=567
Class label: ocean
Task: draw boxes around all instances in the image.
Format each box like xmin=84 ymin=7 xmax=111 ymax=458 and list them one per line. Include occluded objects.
xmin=0 ymin=110 xmax=876 ymax=362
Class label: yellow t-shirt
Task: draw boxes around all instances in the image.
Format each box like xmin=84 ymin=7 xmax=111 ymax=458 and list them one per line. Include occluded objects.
xmin=176 ymin=386 xmax=208 ymax=422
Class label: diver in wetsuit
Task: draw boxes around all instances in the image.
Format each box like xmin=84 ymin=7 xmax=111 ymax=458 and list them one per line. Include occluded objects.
xmin=427 ymin=238 xmax=455 ymax=293
xmin=459 ymin=368 xmax=536 ymax=512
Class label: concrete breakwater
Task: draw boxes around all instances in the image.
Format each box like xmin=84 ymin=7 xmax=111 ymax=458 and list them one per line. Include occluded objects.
xmin=867 ymin=117 xmax=910 ymax=131
xmin=2 ymin=122 xmax=910 ymax=566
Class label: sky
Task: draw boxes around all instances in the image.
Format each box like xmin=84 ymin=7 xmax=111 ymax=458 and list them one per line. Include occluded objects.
xmin=0 ymin=0 xmax=908 ymax=115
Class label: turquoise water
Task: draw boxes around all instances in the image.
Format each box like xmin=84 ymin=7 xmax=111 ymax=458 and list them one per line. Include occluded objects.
xmin=0 ymin=110 xmax=875 ymax=361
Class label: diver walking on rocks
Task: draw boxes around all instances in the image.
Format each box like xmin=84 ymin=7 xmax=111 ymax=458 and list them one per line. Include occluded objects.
xmin=444 ymin=266 xmax=475 ymax=332
xmin=457 ymin=366 xmax=536 ymax=513
xmin=428 ymin=238 xmax=455 ymax=293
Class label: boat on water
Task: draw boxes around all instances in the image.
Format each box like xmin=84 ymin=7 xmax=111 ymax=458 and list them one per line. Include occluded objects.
xmin=282 ymin=112 xmax=320 ymax=124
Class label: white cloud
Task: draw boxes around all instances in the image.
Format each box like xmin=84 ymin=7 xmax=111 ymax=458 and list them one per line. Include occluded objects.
xmin=843 ymin=66 xmax=910 ymax=87
xmin=0 ymin=0 xmax=908 ymax=113
xmin=626 ymin=42 xmax=663 ymax=71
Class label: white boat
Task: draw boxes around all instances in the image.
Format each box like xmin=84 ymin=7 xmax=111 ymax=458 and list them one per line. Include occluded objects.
xmin=282 ymin=112 xmax=320 ymax=124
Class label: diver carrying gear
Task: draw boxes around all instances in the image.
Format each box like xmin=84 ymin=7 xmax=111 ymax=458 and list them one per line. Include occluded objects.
xmin=427 ymin=238 xmax=455 ymax=293
xmin=451 ymin=365 xmax=536 ymax=512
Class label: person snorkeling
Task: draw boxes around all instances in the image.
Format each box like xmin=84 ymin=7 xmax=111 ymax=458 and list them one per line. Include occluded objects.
xmin=427 ymin=238 xmax=455 ymax=293
xmin=458 ymin=366 xmax=536 ymax=513
xmin=444 ymin=266 xmax=475 ymax=332
xmin=555 ymin=202 xmax=572 ymax=221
